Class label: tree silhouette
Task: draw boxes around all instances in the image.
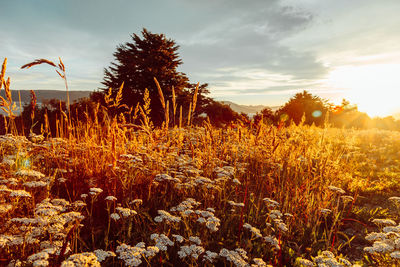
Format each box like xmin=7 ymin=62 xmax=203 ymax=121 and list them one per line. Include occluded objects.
xmin=101 ymin=28 xmax=207 ymax=125
xmin=277 ymin=90 xmax=328 ymax=126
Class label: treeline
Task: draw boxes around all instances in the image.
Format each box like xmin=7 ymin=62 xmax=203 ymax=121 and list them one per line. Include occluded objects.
xmin=251 ymin=90 xmax=400 ymax=131
xmin=1 ymin=28 xmax=399 ymax=135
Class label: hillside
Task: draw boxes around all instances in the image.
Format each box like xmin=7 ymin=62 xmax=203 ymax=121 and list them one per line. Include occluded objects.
xmin=0 ymin=90 xmax=91 ymax=104
xmin=220 ymin=100 xmax=279 ymax=115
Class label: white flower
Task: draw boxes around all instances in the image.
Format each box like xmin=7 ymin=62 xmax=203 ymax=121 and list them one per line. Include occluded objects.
xmin=93 ymin=249 xmax=116 ymax=262
xmin=10 ymin=190 xmax=32 ymax=198
xmin=263 ymin=198 xmax=280 ymax=208
xmin=116 ymin=207 xmax=137 ymax=217
xmin=27 ymin=251 xmax=49 ymax=262
xmin=80 ymin=194 xmax=88 ymax=199
xmin=372 ymin=219 xmax=396 ymax=226
xmin=203 ymin=250 xmax=218 ymax=263
xmin=105 ymin=196 xmax=117 ymax=201
xmin=390 ymin=251 xmax=400 ymax=259
xmin=172 ymin=234 xmax=184 ymax=243
xmin=252 ymin=258 xmax=267 ymax=267
xmin=61 ymin=252 xmax=100 ymax=267
xmin=89 ymin=187 xmax=103 ymax=195
xmin=243 ymin=223 xmax=263 ymax=238
xmin=296 ymin=257 xmax=314 ymax=266
xmin=189 ymin=236 xmax=201 ymax=245
xmin=178 ymin=244 xmax=205 ymax=259
xmin=154 ymin=210 xmax=181 ymax=223
xmin=228 ymin=200 xmax=245 ymax=207
xmin=144 ymin=246 xmax=159 ymax=257
xmin=110 ymin=213 xmax=120 ymax=221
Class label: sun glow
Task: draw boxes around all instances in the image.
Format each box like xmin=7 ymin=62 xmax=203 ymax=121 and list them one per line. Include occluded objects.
xmin=328 ymin=63 xmax=400 ymax=117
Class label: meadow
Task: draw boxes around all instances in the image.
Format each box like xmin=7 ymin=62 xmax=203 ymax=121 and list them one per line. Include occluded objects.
xmin=2 ymin=58 xmax=400 ymax=266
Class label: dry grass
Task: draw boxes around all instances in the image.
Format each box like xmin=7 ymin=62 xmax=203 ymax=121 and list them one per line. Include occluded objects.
xmin=1 ymin=57 xmax=400 ymax=266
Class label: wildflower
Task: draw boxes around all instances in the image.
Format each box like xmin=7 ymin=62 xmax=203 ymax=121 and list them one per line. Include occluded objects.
xmin=80 ymin=194 xmax=88 ymax=199
xmin=116 ymin=207 xmax=137 ymax=217
xmin=105 ymin=196 xmax=117 ymax=201
xmin=116 ymin=243 xmax=144 ymax=267
xmin=110 ymin=213 xmax=120 ymax=221
xmin=321 ymin=250 xmax=335 ymax=258
xmin=337 ymin=257 xmax=352 ymax=266
xmin=178 ymin=244 xmax=205 ymax=259
xmin=189 ymin=236 xmax=201 ymax=245
xmin=15 ymin=169 xmax=45 ymax=179
xmin=206 ymin=207 xmax=215 ymax=213
xmin=61 ymin=252 xmax=100 ymax=267
xmin=219 ymin=248 xmax=248 ymax=267
xmin=0 ymin=204 xmax=12 ymax=213
xmin=23 ymin=181 xmax=48 ymax=188
xmin=27 ymin=251 xmax=49 ymax=262
xmin=263 ymin=198 xmax=280 ymax=208
xmin=327 ymin=185 xmax=345 ymax=194
xmin=296 ymin=257 xmax=314 ymax=266
xmin=10 ymin=190 xmax=32 ymax=198
xmin=243 ymin=223 xmax=263 ymax=238
xmin=130 ymin=199 xmax=143 ymax=205
xmin=197 ymin=217 xmax=206 ymax=224
xmin=203 ymin=250 xmax=218 ymax=263
xmin=390 ymin=251 xmax=400 ymax=259
xmin=154 ymin=210 xmax=181 ymax=223
xmin=252 ymin=258 xmax=267 ymax=267
xmin=206 ymin=216 xmax=221 ymax=232
xmin=372 ymin=218 xmax=396 ymax=226
xmin=365 ymin=232 xmax=387 ymax=241
xmin=364 ymin=241 xmax=394 ymax=253
xmin=93 ymin=249 xmax=116 ymax=262
xmin=89 ymin=187 xmax=103 ymax=196
xmin=228 ymin=200 xmax=245 ymax=207
xmin=383 ymin=226 xmax=400 ymax=233
xmin=150 ymin=233 xmax=174 ymax=251
xmin=269 ymin=210 xmax=282 ymax=219
xmin=32 ymin=260 xmax=49 ymax=266
xmin=172 ymin=234 xmax=184 ymax=243
xmin=144 ymin=246 xmax=159 ymax=257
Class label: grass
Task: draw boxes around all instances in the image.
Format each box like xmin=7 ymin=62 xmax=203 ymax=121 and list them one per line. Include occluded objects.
xmin=1 ymin=57 xmax=400 ymax=266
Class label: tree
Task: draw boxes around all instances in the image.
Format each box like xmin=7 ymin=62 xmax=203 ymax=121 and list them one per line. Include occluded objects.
xmin=277 ymin=90 xmax=328 ymax=126
xmin=253 ymin=107 xmax=276 ymax=125
xmin=101 ymin=28 xmax=208 ymax=125
xmin=203 ymin=101 xmax=240 ymax=127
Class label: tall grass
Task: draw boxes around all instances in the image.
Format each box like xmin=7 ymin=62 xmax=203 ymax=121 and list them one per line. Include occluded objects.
xmin=1 ymin=57 xmax=400 ymax=266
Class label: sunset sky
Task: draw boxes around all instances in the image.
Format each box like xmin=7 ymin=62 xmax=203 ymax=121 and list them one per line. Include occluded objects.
xmin=1 ymin=0 xmax=400 ymax=117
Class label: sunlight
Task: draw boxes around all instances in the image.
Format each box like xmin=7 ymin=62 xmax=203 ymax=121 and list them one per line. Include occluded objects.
xmin=328 ymin=63 xmax=400 ymax=117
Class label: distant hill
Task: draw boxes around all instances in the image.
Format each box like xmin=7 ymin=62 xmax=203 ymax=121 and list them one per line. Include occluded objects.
xmin=0 ymin=90 xmax=92 ymax=104
xmin=220 ymin=101 xmax=279 ymax=115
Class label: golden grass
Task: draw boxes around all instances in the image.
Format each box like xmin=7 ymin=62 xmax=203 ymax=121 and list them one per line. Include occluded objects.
xmin=1 ymin=57 xmax=400 ymax=266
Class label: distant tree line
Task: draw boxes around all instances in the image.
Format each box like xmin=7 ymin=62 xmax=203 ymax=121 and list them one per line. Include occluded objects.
xmin=1 ymin=28 xmax=399 ymax=134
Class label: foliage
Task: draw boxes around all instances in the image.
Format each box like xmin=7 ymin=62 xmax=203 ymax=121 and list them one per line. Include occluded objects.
xmin=101 ymin=28 xmax=211 ymax=126
xmin=277 ymin=90 xmax=329 ymax=126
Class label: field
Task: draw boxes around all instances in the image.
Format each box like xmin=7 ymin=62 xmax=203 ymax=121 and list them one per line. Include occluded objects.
xmin=2 ymin=121 xmax=400 ymax=266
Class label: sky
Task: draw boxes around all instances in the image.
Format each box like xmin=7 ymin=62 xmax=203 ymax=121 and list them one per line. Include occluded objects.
xmin=1 ymin=0 xmax=400 ymax=117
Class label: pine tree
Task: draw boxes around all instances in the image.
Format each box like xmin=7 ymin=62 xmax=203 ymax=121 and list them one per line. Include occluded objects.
xmin=102 ymin=28 xmax=196 ymax=125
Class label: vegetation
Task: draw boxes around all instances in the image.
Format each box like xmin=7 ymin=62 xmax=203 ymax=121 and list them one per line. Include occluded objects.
xmin=2 ymin=56 xmax=400 ymax=266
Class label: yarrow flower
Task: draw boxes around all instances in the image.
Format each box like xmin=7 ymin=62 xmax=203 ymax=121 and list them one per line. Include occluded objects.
xmin=154 ymin=210 xmax=181 ymax=223
xmin=61 ymin=252 xmax=100 ymax=267
xmin=93 ymin=249 xmax=116 ymax=262
xmin=116 ymin=207 xmax=137 ymax=217
xmin=105 ymin=196 xmax=117 ymax=201
xmin=89 ymin=187 xmax=103 ymax=196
